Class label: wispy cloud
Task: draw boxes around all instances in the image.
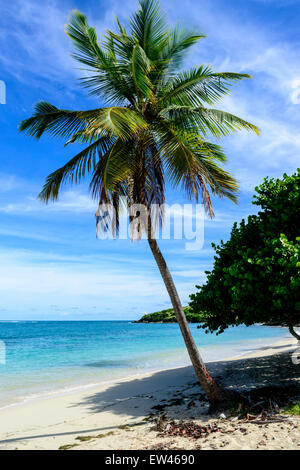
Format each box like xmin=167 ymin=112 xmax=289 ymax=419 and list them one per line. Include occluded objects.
xmin=0 ymin=228 xmax=62 ymax=243
xmin=0 ymin=1 xmax=72 ymax=85
xmin=163 ymin=0 xmax=300 ymax=189
xmin=0 ymin=246 xmax=195 ymax=318
xmin=0 ymin=0 xmax=134 ymax=93
xmin=0 ymin=191 xmax=97 ymax=215
xmin=173 ymin=269 xmax=207 ymax=279
xmin=0 ymin=173 xmax=22 ymax=192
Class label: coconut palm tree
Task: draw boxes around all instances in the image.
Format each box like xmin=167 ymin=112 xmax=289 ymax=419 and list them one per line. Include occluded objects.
xmin=19 ymin=0 xmax=259 ymax=404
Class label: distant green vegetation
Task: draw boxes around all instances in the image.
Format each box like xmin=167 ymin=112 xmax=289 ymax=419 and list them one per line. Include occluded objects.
xmin=135 ymin=307 xmax=207 ymax=323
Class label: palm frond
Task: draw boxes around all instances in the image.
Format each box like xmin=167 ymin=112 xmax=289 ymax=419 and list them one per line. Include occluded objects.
xmin=19 ymin=102 xmax=148 ymax=141
xmin=39 ymin=136 xmax=113 ymax=202
xmin=160 ymin=106 xmax=260 ymax=137
xmin=67 ymin=11 xmax=136 ymax=105
xmin=131 ymin=44 xmax=153 ymax=100
xmin=87 ymin=107 xmax=148 ymax=139
xmin=66 ymin=10 xmax=108 ymax=69
xmin=157 ymin=66 xmax=251 ymax=106
xmin=155 ymin=120 xmax=214 ymax=214
xmin=159 ymin=27 xmax=206 ymax=74
xmin=191 ymin=141 xmax=239 ymax=204
xmin=19 ymin=101 xmax=87 ymax=139
xmin=90 ymin=139 xmax=135 ymax=199
xmin=129 ymin=0 xmax=169 ymax=58
xmin=201 ymin=108 xmax=260 ymax=135
xmin=155 ymin=121 xmax=240 ymax=214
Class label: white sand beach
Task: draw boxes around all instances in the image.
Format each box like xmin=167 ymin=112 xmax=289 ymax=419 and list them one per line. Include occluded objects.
xmin=0 ymin=338 xmax=299 ymax=451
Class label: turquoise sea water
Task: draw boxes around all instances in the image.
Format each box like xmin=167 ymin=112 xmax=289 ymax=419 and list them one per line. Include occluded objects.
xmin=0 ymin=321 xmax=290 ymax=408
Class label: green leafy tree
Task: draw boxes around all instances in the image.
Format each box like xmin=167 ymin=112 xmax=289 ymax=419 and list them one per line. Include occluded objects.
xmin=19 ymin=0 xmax=258 ymax=404
xmin=190 ymin=170 xmax=300 ymax=340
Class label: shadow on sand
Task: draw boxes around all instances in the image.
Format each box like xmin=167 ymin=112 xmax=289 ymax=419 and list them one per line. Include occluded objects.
xmin=0 ymin=349 xmax=298 ymax=446
xmin=71 ymin=349 xmax=299 ymax=417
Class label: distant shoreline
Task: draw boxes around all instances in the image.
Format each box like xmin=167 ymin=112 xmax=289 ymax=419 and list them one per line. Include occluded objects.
xmin=134 ymin=306 xmax=206 ymax=323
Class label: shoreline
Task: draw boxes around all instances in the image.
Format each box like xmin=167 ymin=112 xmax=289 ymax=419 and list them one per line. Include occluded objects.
xmin=0 ymin=337 xmax=299 ymax=450
xmin=0 ymin=333 xmax=292 ymax=411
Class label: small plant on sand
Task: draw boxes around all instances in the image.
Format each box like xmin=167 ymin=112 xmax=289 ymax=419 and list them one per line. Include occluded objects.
xmin=283 ymin=402 xmax=300 ymax=416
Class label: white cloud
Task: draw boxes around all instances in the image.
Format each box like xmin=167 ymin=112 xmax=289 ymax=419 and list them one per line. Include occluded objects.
xmin=0 ymin=173 xmax=21 ymax=192
xmin=0 ymin=0 xmax=134 ymax=91
xmin=0 ymin=1 xmax=72 ymax=84
xmin=164 ymin=0 xmax=300 ymax=189
xmin=173 ymin=269 xmax=206 ymax=279
xmin=0 ymin=245 xmax=196 ymax=318
xmin=0 ymin=228 xmax=61 ymax=243
xmin=0 ymin=190 xmax=97 ymax=215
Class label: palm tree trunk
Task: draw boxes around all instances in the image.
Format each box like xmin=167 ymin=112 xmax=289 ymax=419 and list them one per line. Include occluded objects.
xmin=147 ymin=235 xmax=231 ymax=404
xmin=288 ymin=324 xmax=300 ymax=341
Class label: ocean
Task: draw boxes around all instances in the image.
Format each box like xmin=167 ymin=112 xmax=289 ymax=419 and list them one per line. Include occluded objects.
xmin=0 ymin=321 xmax=290 ymax=408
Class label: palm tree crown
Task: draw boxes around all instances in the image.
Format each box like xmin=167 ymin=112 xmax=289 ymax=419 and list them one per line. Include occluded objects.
xmin=19 ymin=0 xmax=259 ymax=236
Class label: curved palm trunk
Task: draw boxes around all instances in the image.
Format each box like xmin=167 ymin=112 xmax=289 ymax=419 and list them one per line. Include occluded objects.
xmin=147 ymin=235 xmax=230 ymax=404
xmin=288 ymin=324 xmax=300 ymax=341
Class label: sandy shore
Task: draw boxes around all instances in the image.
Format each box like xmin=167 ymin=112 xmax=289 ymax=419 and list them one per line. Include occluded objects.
xmin=0 ymin=338 xmax=299 ymax=450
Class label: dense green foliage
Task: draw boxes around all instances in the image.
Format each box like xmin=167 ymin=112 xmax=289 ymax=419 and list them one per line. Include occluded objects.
xmin=189 ymin=170 xmax=300 ymax=335
xmin=136 ymin=306 xmax=207 ymax=323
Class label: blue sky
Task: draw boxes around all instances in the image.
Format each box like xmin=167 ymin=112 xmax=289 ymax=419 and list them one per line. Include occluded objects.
xmin=0 ymin=0 xmax=299 ymax=320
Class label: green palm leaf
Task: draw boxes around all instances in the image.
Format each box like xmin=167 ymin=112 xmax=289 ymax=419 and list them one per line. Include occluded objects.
xmin=66 ymin=11 xmax=136 ymax=105
xmin=129 ymin=0 xmax=169 ymax=58
xmin=19 ymin=102 xmax=148 ymax=141
xmin=159 ymin=27 xmax=206 ymax=74
xmin=157 ymin=66 xmax=251 ymax=106
xmin=39 ymin=136 xmax=114 ymax=202
xmin=160 ymin=106 xmax=260 ymax=137
xmin=19 ymin=101 xmax=87 ymax=139
xmin=131 ymin=44 xmax=153 ymax=100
